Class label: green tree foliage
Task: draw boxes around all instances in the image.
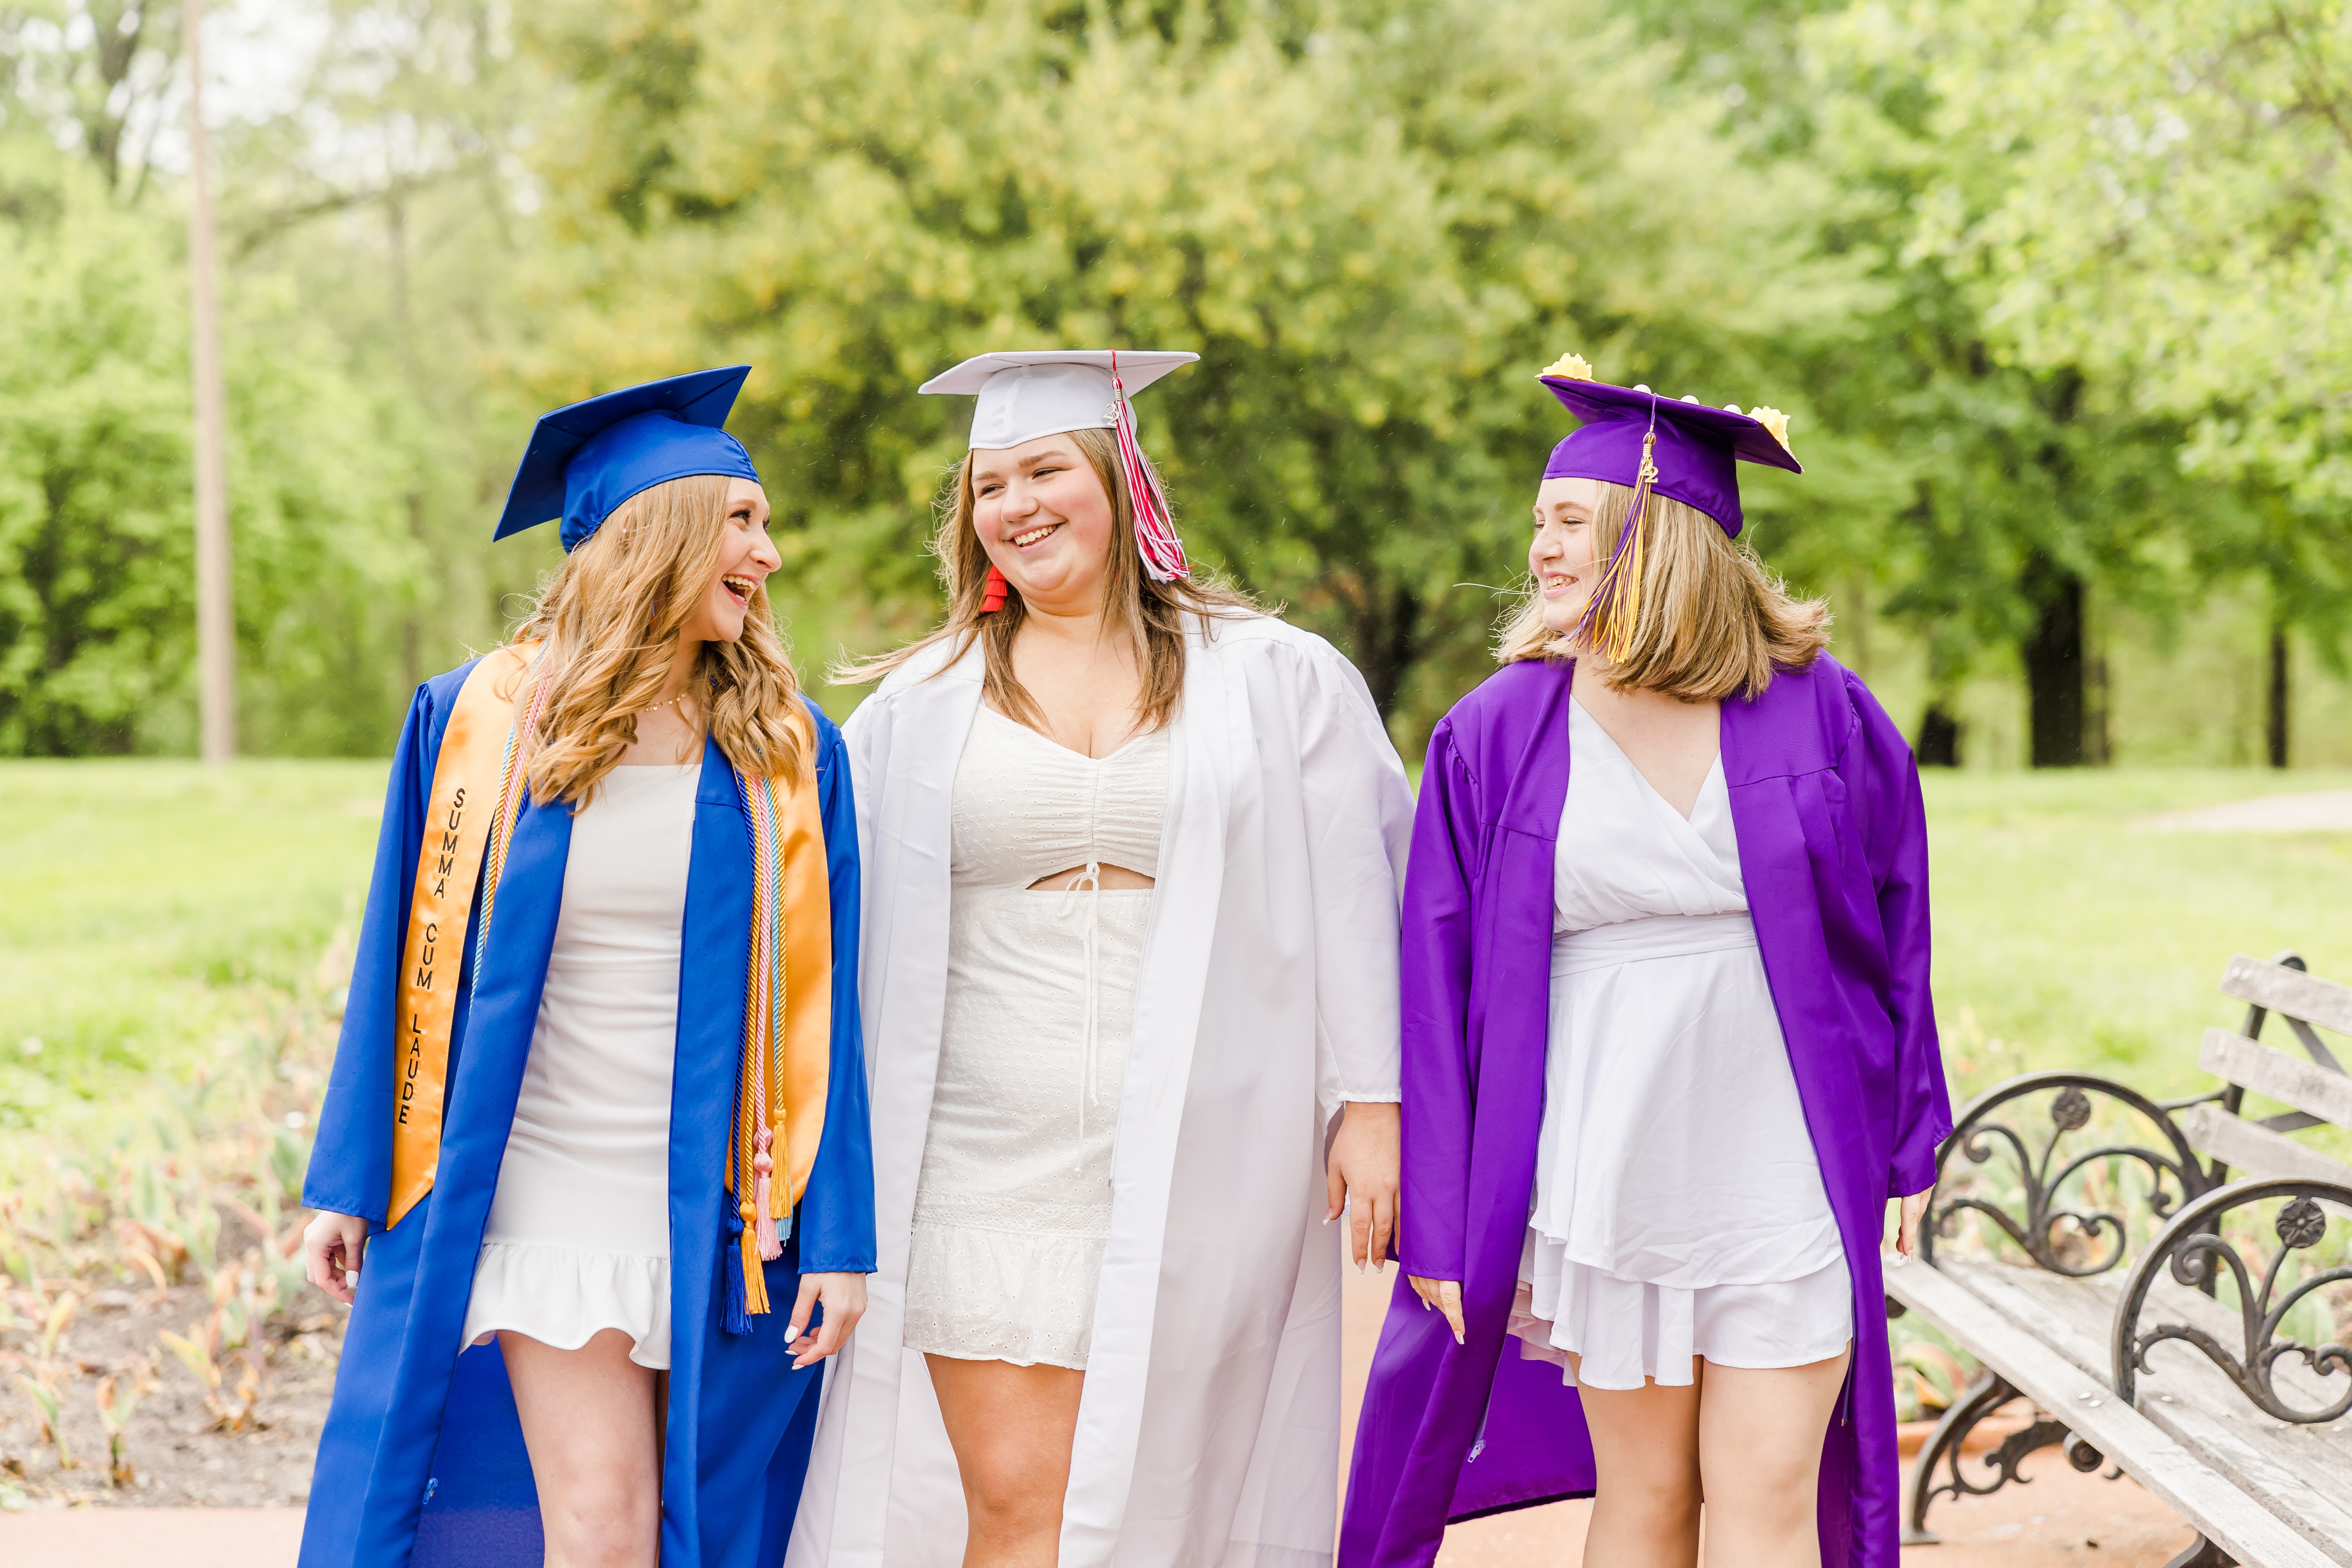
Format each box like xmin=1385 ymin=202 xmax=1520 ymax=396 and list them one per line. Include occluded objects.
xmin=515 ymin=0 xmax=1870 ymax=731
xmin=0 ymin=0 xmax=539 ymax=754
xmin=1815 ymin=0 xmax=2352 ymax=758
xmin=0 ymin=0 xmax=2343 ymax=761
xmin=0 ymin=138 xmax=425 ymax=753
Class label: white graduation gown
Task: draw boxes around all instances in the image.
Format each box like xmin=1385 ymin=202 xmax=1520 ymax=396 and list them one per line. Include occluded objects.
xmin=788 ymin=613 xmax=1411 ymax=1568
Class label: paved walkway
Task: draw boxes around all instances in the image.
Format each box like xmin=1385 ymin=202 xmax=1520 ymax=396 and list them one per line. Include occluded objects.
xmin=0 ymin=1506 xmax=304 ymax=1564
xmin=2136 ymin=787 xmax=2352 ymax=833
xmin=0 ymin=1239 xmax=2205 ymax=1565
xmin=1331 ymin=1249 xmax=2201 ymax=1568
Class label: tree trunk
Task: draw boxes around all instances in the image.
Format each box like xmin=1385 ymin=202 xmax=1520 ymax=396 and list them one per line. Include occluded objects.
xmin=1916 ymin=703 xmax=1962 ymax=767
xmin=2020 ymin=554 xmax=2085 ymax=768
xmin=2267 ymin=621 xmax=2290 ymax=769
xmin=1351 ymin=584 xmax=1420 ymax=721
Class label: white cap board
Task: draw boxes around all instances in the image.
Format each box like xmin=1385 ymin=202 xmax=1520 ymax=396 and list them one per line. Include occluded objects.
xmin=919 ymin=350 xmax=1199 ymax=451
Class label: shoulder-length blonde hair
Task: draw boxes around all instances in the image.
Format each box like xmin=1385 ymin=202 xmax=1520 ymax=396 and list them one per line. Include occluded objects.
xmin=834 ymin=426 xmax=1254 ymax=731
xmin=1496 ymin=482 xmax=1829 ymax=700
xmin=507 ymin=473 xmax=807 ymax=805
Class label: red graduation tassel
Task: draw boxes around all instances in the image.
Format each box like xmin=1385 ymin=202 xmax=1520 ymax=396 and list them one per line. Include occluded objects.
xmin=1109 ymin=349 xmax=1190 ymax=583
xmin=982 ymin=565 xmax=1010 ymax=612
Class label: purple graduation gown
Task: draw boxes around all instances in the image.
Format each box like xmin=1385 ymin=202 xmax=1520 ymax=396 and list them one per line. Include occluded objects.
xmin=1341 ymin=653 xmax=1949 ymax=1568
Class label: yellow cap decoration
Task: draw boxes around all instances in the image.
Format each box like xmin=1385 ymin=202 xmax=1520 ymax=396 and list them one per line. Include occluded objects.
xmin=1540 ymin=352 xmax=1594 ymax=381
xmin=1746 ymin=405 xmax=1794 ymax=455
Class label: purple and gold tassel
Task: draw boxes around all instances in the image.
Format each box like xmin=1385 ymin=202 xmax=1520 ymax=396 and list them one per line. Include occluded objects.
xmin=1575 ymin=428 xmax=1658 ymax=662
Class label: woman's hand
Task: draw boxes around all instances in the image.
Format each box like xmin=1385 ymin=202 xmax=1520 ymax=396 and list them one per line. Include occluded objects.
xmin=1890 ymin=1190 xmax=1932 ymax=1262
xmin=1408 ymin=1277 xmax=1466 ymax=1345
xmin=1327 ymin=1100 xmax=1400 ymax=1272
xmin=303 ymin=1210 xmax=371 ymax=1305
xmin=786 ymin=1271 xmax=868 ymax=1370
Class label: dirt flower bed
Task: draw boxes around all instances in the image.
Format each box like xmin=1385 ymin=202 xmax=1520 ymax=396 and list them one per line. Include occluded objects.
xmin=0 ymin=1272 xmax=344 ymax=1508
xmin=1 ymin=980 xmax=348 ymax=1511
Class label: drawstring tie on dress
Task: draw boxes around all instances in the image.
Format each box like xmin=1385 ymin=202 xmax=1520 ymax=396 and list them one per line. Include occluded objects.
xmin=1058 ymin=858 xmax=1104 ymax=1155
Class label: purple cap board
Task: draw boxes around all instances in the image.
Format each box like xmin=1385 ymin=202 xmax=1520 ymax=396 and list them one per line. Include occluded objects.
xmin=1539 ymin=375 xmax=1801 ymax=539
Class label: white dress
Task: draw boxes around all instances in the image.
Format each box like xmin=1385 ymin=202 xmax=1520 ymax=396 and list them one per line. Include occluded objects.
xmin=1511 ymin=700 xmax=1850 ymax=1391
xmin=903 ymin=707 xmax=1171 ymax=1370
xmin=460 ymin=762 xmax=699 ymax=1371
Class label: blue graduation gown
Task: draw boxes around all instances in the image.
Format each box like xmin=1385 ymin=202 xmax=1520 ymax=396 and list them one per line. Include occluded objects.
xmin=299 ymin=657 xmax=876 ymax=1568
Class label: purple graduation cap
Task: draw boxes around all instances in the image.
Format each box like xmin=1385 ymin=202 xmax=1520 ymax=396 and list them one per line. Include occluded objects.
xmin=1535 ymin=352 xmax=1802 ymax=656
xmin=494 ymin=366 xmax=762 ymax=553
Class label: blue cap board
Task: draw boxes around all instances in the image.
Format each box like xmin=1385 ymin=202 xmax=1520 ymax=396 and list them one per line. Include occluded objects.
xmin=494 ymin=366 xmax=763 ymax=552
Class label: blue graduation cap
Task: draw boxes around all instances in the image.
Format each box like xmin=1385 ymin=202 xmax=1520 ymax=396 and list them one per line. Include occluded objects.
xmin=494 ymin=366 xmax=762 ymax=552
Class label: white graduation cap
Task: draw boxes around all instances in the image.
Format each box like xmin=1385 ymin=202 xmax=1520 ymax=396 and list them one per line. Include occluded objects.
xmin=919 ymin=350 xmax=1200 ymax=581
xmin=919 ymin=350 xmax=1198 ymax=452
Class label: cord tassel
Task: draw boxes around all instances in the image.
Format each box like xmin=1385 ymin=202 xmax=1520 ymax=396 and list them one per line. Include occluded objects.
xmin=981 ymin=564 xmax=1010 ymax=613
xmin=739 ymin=1203 xmax=771 ymax=1317
xmin=1575 ymin=425 xmax=1657 ymax=662
xmin=1109 ymin=350 xmax=1189 ymax=582
xmin=723 ymin=1211 xmax=754 ymax=1335
xmin=753 ymin=1129 xmax=781 ymax=1261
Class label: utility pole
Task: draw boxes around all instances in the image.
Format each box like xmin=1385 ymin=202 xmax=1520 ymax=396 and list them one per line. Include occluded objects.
xmin=185 ymin=0 xmax=235 ymax=763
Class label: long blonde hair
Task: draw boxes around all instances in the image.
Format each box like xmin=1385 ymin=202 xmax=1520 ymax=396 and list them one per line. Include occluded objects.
xmin=833 ymin=426 xmax=1254 ymax=730
xmin=508 ymin=474 xmax=807 ymax=805
xmin=1496 ymin=483 xmax=1829 ymax=700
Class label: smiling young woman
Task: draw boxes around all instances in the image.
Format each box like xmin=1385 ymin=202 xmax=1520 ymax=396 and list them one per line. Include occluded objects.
xmin=795 ymin=352 xmax=1414 ymax=1568
xmin=1344 ymin=360 xmax=1947 ymax=1568
xmin=295 ymin=369 xmax=875 ymax=1568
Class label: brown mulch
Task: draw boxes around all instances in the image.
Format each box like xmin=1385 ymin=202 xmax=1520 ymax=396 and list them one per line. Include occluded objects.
xmin=0 ymin=1277 xmax=345 ymax=1508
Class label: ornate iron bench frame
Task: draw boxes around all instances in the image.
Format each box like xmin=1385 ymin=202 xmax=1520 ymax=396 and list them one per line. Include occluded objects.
xmin=1894 ymin=953 xmax=2352 ymax=1568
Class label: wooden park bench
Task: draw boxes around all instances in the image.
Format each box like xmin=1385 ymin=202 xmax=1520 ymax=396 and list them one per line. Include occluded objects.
xmin=1885 ymin=953 xmax=2352 ymax=1568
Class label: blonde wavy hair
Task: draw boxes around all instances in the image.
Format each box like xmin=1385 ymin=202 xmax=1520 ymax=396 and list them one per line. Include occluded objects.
xmin=1496 ymin=482 xmax=1829 ymax=700
xmin=833 ymin=426 xmax=1254 ymax=731
xmin=507 ymin=474 xmax=806 ymax=805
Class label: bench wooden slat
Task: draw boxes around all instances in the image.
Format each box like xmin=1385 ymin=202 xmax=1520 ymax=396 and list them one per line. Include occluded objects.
xmin=1949 ymin=1259 xmax=2352 ymax=1435
xmin=2178 ymin=1103 xmax=2352 ymax=1186
xmin=1885 ymin=1259 xmax=2344 ymax=1568
xmin=1948 ymin=1260 xmax=2352 ymax=1564
xmin=2200 ymin=1028 xmax=2352 ymax=1127
xmin=2223 ymin=955 xmax=2352 ymax=1037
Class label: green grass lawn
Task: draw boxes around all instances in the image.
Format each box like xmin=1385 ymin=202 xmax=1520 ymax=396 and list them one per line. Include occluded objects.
xmin=0 ymin=760 xmax=390 ymax=1141
xmin=2 ymin=759 xmax=2348 ymax=1152
xmin=1920 ymin=768 xmax=2352 ymax=1105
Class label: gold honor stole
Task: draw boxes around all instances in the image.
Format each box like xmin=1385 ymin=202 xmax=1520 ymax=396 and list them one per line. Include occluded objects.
xmin=386 ymin=648 xmax=833 ymax=1325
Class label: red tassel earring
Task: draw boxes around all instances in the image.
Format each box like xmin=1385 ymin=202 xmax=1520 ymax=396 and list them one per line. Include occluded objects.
xmin=982 ymin=564 xmax=1010 ymax=613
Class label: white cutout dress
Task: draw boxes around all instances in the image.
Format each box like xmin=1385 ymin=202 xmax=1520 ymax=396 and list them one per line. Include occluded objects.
xmin=1511 ymin=700 xmax=1851 ymax=1391
xmin=902 ymin=707 xmax=1171 ymax=1370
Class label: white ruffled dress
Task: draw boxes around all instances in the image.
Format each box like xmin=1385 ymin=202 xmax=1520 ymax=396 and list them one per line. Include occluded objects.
xmin=1512 ymin=700 xmax=1851 ymax=1391
xmin=902 ymin=707 xmax=1169 ymax=1371
xmin=459 ymin=762 xmax=698 ymax=1370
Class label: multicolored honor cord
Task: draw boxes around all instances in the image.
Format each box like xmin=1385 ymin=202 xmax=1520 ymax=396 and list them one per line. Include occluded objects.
xmin=1109 ymin=349 xmax=1190 ymax=582
xmin=727 ymin=768 xmax=791 ymax=1329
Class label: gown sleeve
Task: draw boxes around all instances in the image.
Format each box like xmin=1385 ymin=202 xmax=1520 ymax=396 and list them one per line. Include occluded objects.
xmin=1296 ymin=644 xmax=1415 ymax=1123
xmin=791 ymin=709 xmax=878 ymax=1275
xmin=302 ymin=680 xmax=440 ymax=1227
xmin=1395 ymin=718 xmax=1481 ymax=1284
xmin=1846 ymin=671 xmax=1950 ymax=1198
